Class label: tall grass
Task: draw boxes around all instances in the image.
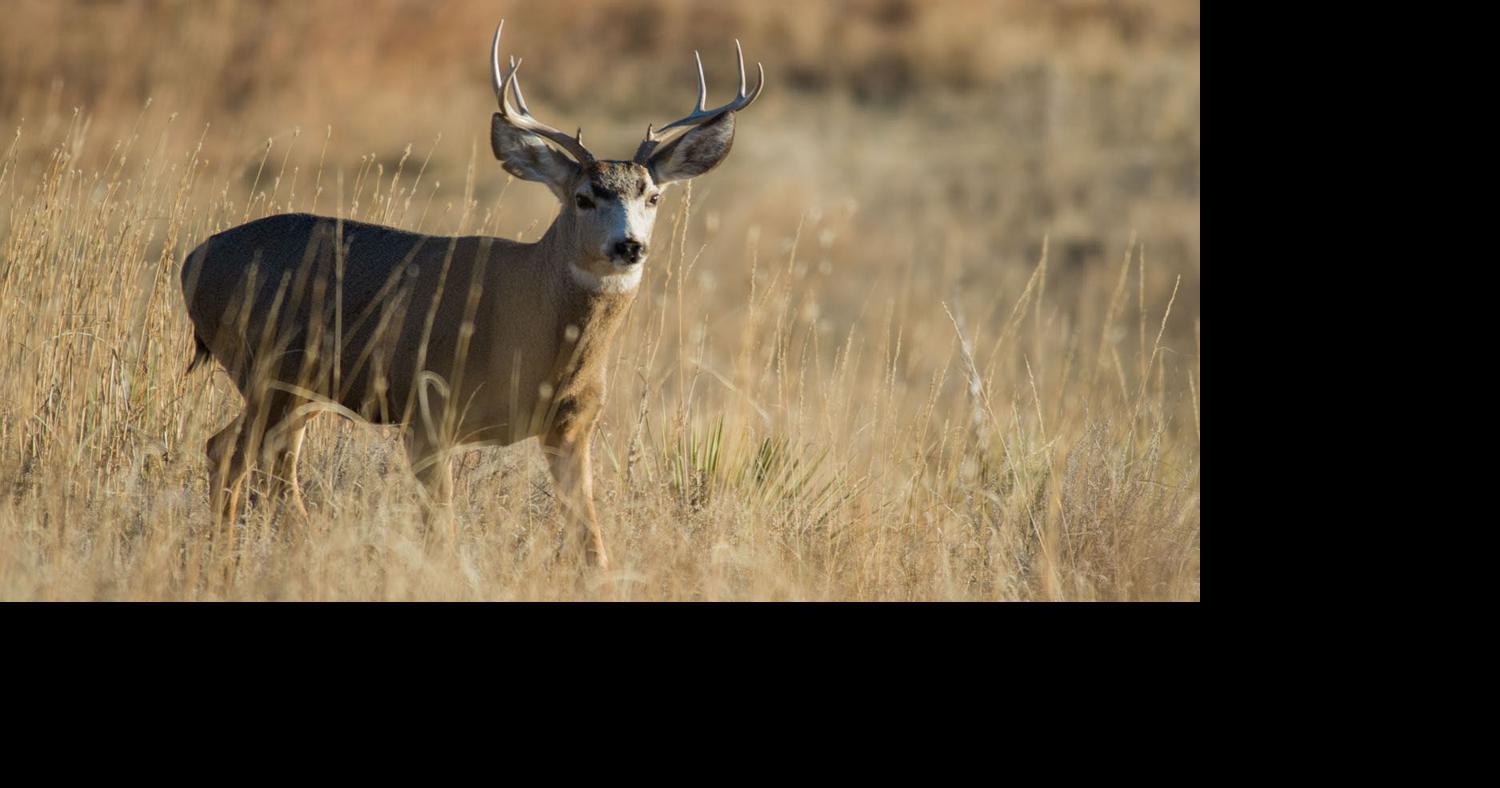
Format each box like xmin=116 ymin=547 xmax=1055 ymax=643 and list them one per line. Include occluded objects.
xmin=0 ymin=0 xmax=1198 ymax=600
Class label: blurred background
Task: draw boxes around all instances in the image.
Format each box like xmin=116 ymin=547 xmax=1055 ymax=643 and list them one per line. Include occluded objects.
xmin=0 ymin=0 xmax=1199 ymax=292
xmin=0 ymin=0 xmax=1200 ymax=599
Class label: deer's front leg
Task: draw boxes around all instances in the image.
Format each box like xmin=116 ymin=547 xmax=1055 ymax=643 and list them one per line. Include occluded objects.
xmin=542 ymin=427 xmax=608 ymax=570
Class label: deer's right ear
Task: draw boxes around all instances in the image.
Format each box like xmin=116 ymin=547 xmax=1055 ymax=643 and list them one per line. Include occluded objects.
xmin=491 ymin=113 xmax=579 ymax=199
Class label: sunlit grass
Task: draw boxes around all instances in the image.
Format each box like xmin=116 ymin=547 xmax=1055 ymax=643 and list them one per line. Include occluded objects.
xmin=0 ymin=0 xmax=1198 ymax=600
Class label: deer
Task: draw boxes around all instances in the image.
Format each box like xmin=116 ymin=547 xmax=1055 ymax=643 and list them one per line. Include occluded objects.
xmin=178 ymin=20 xmax=763 ymax=568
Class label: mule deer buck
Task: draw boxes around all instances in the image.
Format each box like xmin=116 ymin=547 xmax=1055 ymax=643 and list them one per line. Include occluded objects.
xmin=179 ymin=21 xmax=763 ymax=568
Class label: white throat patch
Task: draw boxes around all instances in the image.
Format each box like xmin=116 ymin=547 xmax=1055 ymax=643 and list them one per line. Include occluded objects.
xmin=570 ymin=262 xmax=643 ymax=294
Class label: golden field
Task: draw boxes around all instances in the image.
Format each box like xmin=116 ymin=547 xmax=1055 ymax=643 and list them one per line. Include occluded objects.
xmin=0 ymin=0 xmax=1199 ymax=600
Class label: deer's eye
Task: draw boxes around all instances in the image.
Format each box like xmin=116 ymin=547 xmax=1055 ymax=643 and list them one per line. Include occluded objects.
xmin=575 ymin=194 xmax=595 ymax=210
xmin=648 ymin=193 xmax=662 ymax=207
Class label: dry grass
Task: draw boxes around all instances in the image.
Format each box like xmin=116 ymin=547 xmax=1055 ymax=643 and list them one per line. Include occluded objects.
xmin=0 ymin=0 xmax=1199 ymax=600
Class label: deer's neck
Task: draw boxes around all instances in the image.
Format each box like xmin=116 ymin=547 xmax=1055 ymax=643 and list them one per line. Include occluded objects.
xmin=531 ymin=218 xmax=638 ymax=388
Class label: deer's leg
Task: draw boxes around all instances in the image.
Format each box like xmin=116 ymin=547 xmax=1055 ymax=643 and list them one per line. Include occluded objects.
xmin=207 ymin=390 xmax=307 ymax=528
xmin=404 ymin=428 xmax=457 ymax=541
xmin=265 ymin=411 xmax=314 ymax=519
xmin=542 ymin=428 xmax=608 ymax=570
xmin=206 ymin=414 xmax=255 ymax=529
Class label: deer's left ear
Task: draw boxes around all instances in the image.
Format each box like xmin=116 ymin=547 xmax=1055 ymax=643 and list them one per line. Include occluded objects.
xmin=648 ymin=111 xmax=736 ymax=184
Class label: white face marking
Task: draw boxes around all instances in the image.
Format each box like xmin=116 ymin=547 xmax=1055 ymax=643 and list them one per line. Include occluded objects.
xmin=565 ymin=164 xmax=661 ymax=293
xmin=618 ymin=195 xmax=656 ymax=256
xmin=576 ymin=187 xmax=659 ymax=263
xmin=570 ymin=261 xmax=642 ymax=294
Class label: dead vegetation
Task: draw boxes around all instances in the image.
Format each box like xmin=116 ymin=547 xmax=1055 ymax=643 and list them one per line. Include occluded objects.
xmin=0 ymin=0 xmax=1198 ymax=600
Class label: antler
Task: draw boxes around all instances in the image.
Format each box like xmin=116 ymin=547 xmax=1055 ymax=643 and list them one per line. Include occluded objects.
xmin=633 ymin=41 xmax=764 ymax=164
xmin=491 ymin=20 xmax=595 ymax=165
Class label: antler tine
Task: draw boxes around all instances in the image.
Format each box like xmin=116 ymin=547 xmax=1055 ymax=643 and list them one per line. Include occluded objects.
xmin=490 ymin=20 xmax=594 ymax=165
xmin=634 ymin=41 xmax=765 ymax=164
xmin=507 ymin=56 xmax=531 ymax=116
xmin=490 ymin=20 xmax=507 ymax=102
xmin=693 ymin=51 xmax=708 ymax=113
xmin=735 ymin=40 xmax=746 ymax=96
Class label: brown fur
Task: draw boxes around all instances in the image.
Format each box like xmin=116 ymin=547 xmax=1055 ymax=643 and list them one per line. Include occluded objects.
xmin=588 ymin=161 xmax=649 ymax=199
xmin=181 ymin=210 xmax=635 ymax=567
xmin=184 ymin=46 xmax=746 ymax=571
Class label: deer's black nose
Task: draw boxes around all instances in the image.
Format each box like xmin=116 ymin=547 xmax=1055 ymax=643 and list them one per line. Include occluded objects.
xmin=613 ymin=239 xmax=646 ymax=264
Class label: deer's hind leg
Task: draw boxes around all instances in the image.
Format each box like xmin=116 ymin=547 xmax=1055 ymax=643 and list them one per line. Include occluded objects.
xmin=265 ymin=411 xmax=314 ymax=519
xmin=205 ymin=389 xmax=310 ymax=527
xmin=206 ymin=413 xmax=254 ymax=531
